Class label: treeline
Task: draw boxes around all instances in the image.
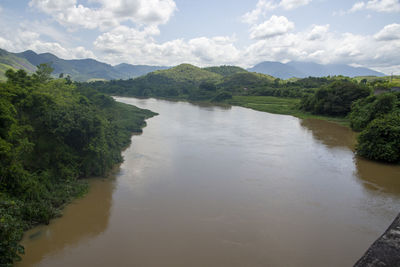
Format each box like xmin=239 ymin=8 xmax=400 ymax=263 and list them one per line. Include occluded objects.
xmin=83 ymin=64 xmax=338 ymax=102
xmin=299 ymin=79 xmax=400 ymax=163
xmin=0 ymin=67 xmax=155 ymax=265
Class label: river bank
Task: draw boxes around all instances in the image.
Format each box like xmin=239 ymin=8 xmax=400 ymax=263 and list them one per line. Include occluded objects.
xmin=127 ymin=95 xmax=350 ymax=126
xmin=17 ymin=97 xmax=400 ymax=267
xmin=226 ymin=95 xmax=349 ymax=126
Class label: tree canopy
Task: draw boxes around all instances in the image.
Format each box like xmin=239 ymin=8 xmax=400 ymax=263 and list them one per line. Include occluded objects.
xmin=0 ymin=67 xmax=155 ymax=265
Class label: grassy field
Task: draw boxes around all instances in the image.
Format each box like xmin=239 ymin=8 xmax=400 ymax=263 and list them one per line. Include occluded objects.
xmin=227 ymin=96 xmax=349 ymax=126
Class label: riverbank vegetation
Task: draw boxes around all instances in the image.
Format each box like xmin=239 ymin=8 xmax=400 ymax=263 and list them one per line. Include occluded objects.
xmin=82 ymin=64 xmax=400 ymax=164
xmin=0 ymin=67 xmax=155 ymax=265
xmin=349 ymin=93 xmax=400 ymax=162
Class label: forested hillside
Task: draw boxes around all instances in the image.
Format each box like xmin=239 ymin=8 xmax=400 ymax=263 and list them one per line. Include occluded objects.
xmin=85 ymin=65 xmax=342 ymax=102
xmin=0 ymin=67 xmax=155 ymax=265
xmin=0 ymin=48 xmax=170 ymax=82
xmin=203 ymin=65 xmax=248 ymax=77
xmin=86 ymin=64 xmax=224 ymax=100
xmin=0 ymin=49 xmax=36 ymax=81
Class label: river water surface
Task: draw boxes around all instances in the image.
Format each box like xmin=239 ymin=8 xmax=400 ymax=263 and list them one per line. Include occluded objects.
xmin=18 ymin=97 xmax=400 ymax=267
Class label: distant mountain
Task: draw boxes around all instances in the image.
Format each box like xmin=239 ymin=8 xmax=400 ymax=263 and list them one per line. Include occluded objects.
xmin=249 ymin=61 xmax=385 ymax=79
xmin=0 ymin=48 xmax=170 ymax=81
xmin=0 ymin=47 xmax=386 ymax=82
xmin=287 ymin=61 xmax=385 ymax=78
xmin=16 ymin=50 xmax=124 ymax=81
xmin=247 ymin=61 xmax=304 ymax=80
xmin=0 ymin=49 xmax=36 ymax=80
xmin=114 ymin=63 xmax=170 ymax=79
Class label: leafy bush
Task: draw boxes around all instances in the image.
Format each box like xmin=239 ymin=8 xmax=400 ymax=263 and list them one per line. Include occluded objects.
xmin=357 ymin=113 xmax=400 ymax=163
xmin=211 ymin=91 xmax=232 ymax=102
xmin=300 ymin=80 xmax=371 ymax=116
xmin=349 ymin=93 xmax=398 ymax=131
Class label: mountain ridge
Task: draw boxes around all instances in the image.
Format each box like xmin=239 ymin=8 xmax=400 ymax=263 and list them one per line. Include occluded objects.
xmin=0 ymin=49 xmax=170 ymax=81
xmin=0 ymin=47 xmax=386 ymax=81
xmin=249 ymin=61 xmax=385 ymax=79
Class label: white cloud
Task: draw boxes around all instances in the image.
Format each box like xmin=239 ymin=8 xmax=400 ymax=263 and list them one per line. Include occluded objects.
xmin=93 ymin=26 xmax=240 ymax=66
xmin=0 ymin=24 xmax=95 ymax=60
xmin=366 ymin=0 xmax=400 ymax=12
xmin=0 ymin=37 xmax=12 ymax=49
xmin=279 ymin=0 xmax=312 ymax=10
xmin=243 ymin=23 xmax=400 ymax=74
xmin=2 ymin=1 xmax=399 ymax=75
xmin=29 ymin=0 xmax=177 ymax=30
xmin=374 ymin=23 xmax=400 ymax=40
xmin=349 ymin=2 xmax=365 ymax=12
xmin=307 ymin=24 xmax=330 ymax=40
xmin=90 ymin=21 xmax=400 ymax=74
xmin=242 ymin=0 xmax=277 ymax=24
xmin=347 ymin=0 xmax=400 ymax=13
xmin=73 ymin=46 xmax=96 ymax=58
xmin=250 ymin=15 xmax=295 ymax=39
xmin=241 ymin=0 xmax=311 ymax=24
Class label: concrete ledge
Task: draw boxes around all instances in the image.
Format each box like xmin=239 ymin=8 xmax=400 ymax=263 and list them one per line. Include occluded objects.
xmin=354 ymin=213 xmax=400 ymax=266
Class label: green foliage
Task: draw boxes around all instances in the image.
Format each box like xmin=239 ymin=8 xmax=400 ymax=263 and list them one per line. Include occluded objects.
xmin=211 ymin=91 xmax=232 ymax=102
xmin=300 ymin=80 xmax=371 ymax=116
xmin=217 ymin=72 xmax=275 ymax=93
xmin=349 ymin=93 xmax=399 ymax=131
xmin=357 ymin=113 xmax=400 ymax=163
xmin=0 ymin=198 xmax=25 ymax=265
xmin=81 ymin=64 xmax=340 ymax=103
xmin=228 ymin=96 xmax=300 ymax=116
xmin=199 ymin=81 xmax=217 ymax=91
xmin=0 ymin=69 xmax=155 ymax=264
xmin=203 ymin=65 xmax=247 ymax=77
xmin=33 ymin=63 xmax=54 ymax=83
xmin=159 ymin=64 xmax=222 ymax=83
xmin=84 ymin=63 xmax=223 ymax=99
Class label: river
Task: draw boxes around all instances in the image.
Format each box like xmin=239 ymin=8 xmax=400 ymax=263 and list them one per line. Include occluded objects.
xmin=17 ymin=97 xmax=400 ymax=267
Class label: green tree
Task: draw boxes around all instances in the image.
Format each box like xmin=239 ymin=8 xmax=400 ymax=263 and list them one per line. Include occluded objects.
xmin=0 ymin=68 xmax=155 ymax=265
xmin=357 ymin=113 xmax=400 ymax=163
xmin=33 ymin=63 xmax=54 ymax=83
xmin=300 ymin=80 xmax=371 ymax=116
xmin=349 ymin=93 xmax=398 ymax=131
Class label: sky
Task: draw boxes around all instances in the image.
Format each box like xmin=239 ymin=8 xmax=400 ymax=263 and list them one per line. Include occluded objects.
xmin=0 ymin=0 xmax=399 ymax=74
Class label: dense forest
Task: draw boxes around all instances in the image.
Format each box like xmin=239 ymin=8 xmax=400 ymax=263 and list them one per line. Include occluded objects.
xmin=0 ymin=66 xmax=155 ymax=265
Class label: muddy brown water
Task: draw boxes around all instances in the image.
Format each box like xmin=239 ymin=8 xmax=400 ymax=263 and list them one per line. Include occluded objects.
xmin=17 ymin=97 xmax=400 ymax=267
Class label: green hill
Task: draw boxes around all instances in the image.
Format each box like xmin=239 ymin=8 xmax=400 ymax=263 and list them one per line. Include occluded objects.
xmin=218 ymin=72 xmax=276 ymax=93
xmin=203 ymin=65 xmax=247 ymax=77
xmin=85 ymin=63 xmax=224 ymax=98
xmin=152 ymin=63 xmax=222 ymax=83
xmin=0 ymin=49 xmax=36 ymax=80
